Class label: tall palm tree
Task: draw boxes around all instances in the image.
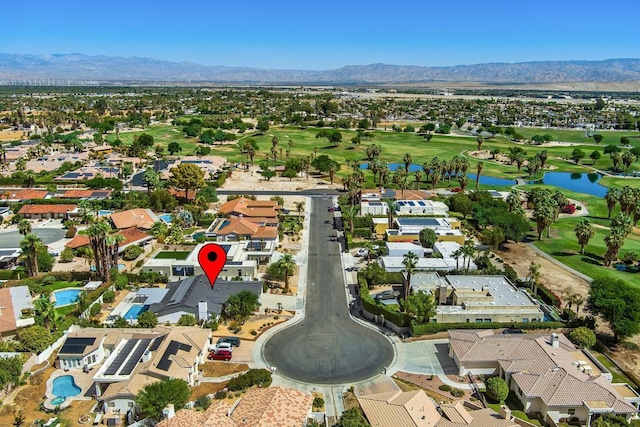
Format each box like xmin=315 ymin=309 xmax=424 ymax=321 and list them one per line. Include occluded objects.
xmin=458 ymin=173 xmax=469 ymax=191
xmin=328 ymin=163 xmax=337 ymax=185
xmin=603 ymin=229 xmax=625 ymax=267
xmin=20 ymin=233 xmax=43 ymax=277
xmin=611 ymin=213 xmax=633 ymax=237
xmin=294 ymin=201 xmax=305 ymax=223
xmin=605 ymin=188 xmax=620 ymax=219
xmin=475 ymin=161 xmax=484 ymax=190
xmin=574 ymin=219 xmax=595 ymax=255
xmin=452 ymin=248 xmax=463 ymax=271
xmin=527 ymin=262 xmax=540 ymax=295
xmin=18 ymin=219 xmax=32 ymax=236
xmin=534 ymin=202 xmax=555 ymax=240
xmin=403 ymin=153 xmax=412 ymax=174
xmin=277 ymin=254 xmax=296 ymax=294
xmin=87 ymin=220 xmax=113 ymax=281
xmin=343 ymin=204 xmax=360 ymax=233
xmin=461 ymin=239 xmax=476 ymax=273
xmin=402 ymin=252 xmax=418 ymax=304
xmin=385 ymin=199 xmax=397 ymax=230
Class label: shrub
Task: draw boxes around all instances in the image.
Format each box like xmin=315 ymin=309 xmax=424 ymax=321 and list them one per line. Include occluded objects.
xmin=569 ymin=327 xmax=596 ymax=349
xmin=250 ymin=330 xmax=257 ymax=336
xmin=226 ymin=369 xmax=272 ymax=391
xmin=313 ymin=397 xmax=325 ymax=409
xmin=122 ymin=245 xmax=144 ymax=261
xmin=89 ymin=303 xmax=101 ymax=317
xmin=177 ymin=314 xmax=196 ymax=326
xmin=228 ymin=320 xmax=242 ymax=334
xmin=450 ymin=388 xmax=465 ymax=397
xmin=195 ymin=395 xmax=211 ymax=410
xmin=59 ymin=247 xmax=75 ymax=263
xmin=65 ymin=226 xmax=77 ymax=238
xmin=410 ymin=320 xmax=566 ymax=335
xmin=102 ymin=290 xmax=115 ymax=304
xmin=439 ymin=384 xmax=452 ymax=392
xmin=561 ymin=204 xmax=576 ymax=214
xmin=214 ymin=391 xmax=227 ymax=400
xmin=486 ymin=377 xmax=508 ymax=403
xmin=352 ymin=228 xmax=372 ymax=238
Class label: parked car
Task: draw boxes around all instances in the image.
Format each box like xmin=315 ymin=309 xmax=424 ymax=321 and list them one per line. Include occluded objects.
xmin=374 ymin=290 xmax=399 ymax=302
xmin=217 ymin=336 xmax=241 ymax=347
xmin=208 ymin=349 xmax=233 ymax=361
xmin=210 ymin=342 xmax=233 ymax=352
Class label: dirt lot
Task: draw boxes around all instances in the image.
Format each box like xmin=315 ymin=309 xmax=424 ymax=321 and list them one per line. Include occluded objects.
xmin=495 ymin=242 xmax=590 ymax=302
xmin=201 ymin=362 xmax=249 ymax=378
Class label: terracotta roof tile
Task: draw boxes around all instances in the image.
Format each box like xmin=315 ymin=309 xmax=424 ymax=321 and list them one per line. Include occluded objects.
xmin=19 ymin=204 xmax=77 ymax=215
xmin=110 ymin=208 xmax=158 ymax=229
xmin=0 ymin=288 xmax=17 ymax=334
xmin=0 ymin=189 xmax=49 ymax=201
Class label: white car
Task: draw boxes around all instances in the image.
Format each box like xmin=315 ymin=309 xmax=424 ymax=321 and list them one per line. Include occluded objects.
xmin=356 ymin=248 xmax=368 ymax=257
xmin=210 ymin=342 xmax=233 ymax=352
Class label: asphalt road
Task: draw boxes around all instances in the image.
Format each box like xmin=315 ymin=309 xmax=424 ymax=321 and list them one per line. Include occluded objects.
xmin=263 ymin=197 xmax=394 ymax=384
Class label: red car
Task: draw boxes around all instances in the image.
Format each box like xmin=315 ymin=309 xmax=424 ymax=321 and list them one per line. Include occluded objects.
xmin=208 ymin=349 xmax=232 ymax=361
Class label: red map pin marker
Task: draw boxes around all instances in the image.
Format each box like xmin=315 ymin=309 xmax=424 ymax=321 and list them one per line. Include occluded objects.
xmin=198 ymin=244 xmax=227 ymax=289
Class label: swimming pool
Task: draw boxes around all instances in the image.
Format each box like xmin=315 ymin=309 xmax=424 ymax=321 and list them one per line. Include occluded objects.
xmin=159 ymin=213 xmax=173 ymax=223
xmin=52 ymin=375 xmax=81 ymax=399
xmin=53 ymin=289 xmax=82 ymax=307
xmin=98 ymin=210 xmax=113 ymax=216
xmin=90 ymin=263 xmax=125 ymax=272
xmin=124 ymin=305 xmax=149 ymax=319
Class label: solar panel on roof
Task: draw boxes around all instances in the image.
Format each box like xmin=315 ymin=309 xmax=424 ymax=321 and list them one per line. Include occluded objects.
xmin=157 ymin=340 xmax=180 ymax=371
xmin=149 ymin=335 xmax=167 ymax=352
xmin=369 ymin=202 xmax=382 ymax=206
xmin=119 ymin=339 xmax=151 ymax=375
xmin=59 ymin=337 xmax=96 ymax=355
xmin=104 ymin=340 xmax=137 ymax=375
xmin=418 ymin=201 xmax=426 ymax=206
xmin=64 ymin=173 xmax=81 ymax=178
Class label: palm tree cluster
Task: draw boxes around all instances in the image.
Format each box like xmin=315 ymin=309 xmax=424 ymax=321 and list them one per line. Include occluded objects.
xmin=603 ymin=213 xmax=633 ymax=267
xmin=20 ymin=233 xmax=44 ymax=277
xmin=87 ymin=220 xmax=125 ymax=281
xmin=604 ymin=186 xmax=640 ymax=224
xmin=528 ymin=188 xmax=569 ymax=240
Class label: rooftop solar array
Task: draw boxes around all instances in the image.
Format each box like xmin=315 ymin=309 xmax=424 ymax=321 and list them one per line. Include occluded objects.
xmin=157 ymin=340 xmax=192 ymax=372
xmin=120 ymin=338 xmax=151 ymax=375
xmin=368 ymin=201 xmax=383 ymax=206
xmin=59 ymin=337 xmax=96 ymax=355
xmin=149 ymin=335 xmax=167 ymax=352
xmin=104 ymin=340 xmax=137 ymax=375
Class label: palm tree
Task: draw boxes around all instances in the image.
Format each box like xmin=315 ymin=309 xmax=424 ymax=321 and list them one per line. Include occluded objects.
xmin=362 ymin=241 xmax=377 ymax=265
xmin=452 ymin=248 xmax=463 ymax=271
xmin=475 ymin=161 xmax=484 ymax=190
xmin=294 ymin=201 xmax=305 ymax=223
xmin=402 ymin=252 xmax=418 ymax=304
xmin=611 ymin=213 xmax=633 ymax=237
xmin=328 ymin=163 xmax=337 ymax=185
xmin=385 ymin=199 xmax=397 ymax=230
xmin=527 ymin=262 xmax=540 ymax=295
xmin=20 ymin=233 xmax=43 ymax=277
xmin=476 ymin=135 xmax=484 ymax=151
xmin=534 ymin=202 xmax=555 ymax=240
xmin=461 ymin=239 xmax=476 ymax=273
xmin=87 ymin=220 xmax=113 ymax=281
xmin=142 ymin=168 xmax=160 ymax=194
xmin=18 ymin=219 xmax=32 ymax=236
xmin=343 ymin=204 xmax=360 ymax=233
xmin=573 ymin=294 xmax=586 ymax=314
xmin=574 ymin=219 xmax=595 ymax=255
xmin=277 ymin=254 xmax=296 ymax=294
xmin=603 ymin=228 xmax=625 ymax=267
xmin=34 ymin=296 xmax=56 ymax=331
xmin=403 ymin=153 xmax=412 ymax=174
xmin=605 ymin=188 xmax=619 ymax=219
xmin=458 ymin=173 xmax=469 ymax=191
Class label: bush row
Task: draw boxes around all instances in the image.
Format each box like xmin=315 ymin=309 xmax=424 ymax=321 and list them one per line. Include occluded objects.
xmin=410 ymin=321 xmax=566 ymax=335
xmin=352 ymin=228 xmax=372 ymax=238
xmin=359 ymin=279 xmax=410 ymax=328
xmin=226 ymin=369 xmax=272 ymax=391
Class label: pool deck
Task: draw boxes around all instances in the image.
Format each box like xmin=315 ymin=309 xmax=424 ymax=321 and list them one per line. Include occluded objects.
xmin=45 ymin=369 xmax=95 ymax=410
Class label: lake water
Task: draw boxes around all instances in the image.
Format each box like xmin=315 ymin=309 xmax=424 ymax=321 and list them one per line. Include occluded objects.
xmin=526 ymin=172 xmax=608 ymax=197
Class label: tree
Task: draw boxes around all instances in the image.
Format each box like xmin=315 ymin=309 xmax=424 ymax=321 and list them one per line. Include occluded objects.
xmin=336 ymin=408 xmax=370 ymax=427
xmin=587 ymin=278 xmax=640 ymax=342
xmin=20 ymin=233 xmax=43 ymax=277
xmin=275 ymin=254 xmax=296 ymax=293
xmin=256 ymin=117 xmax=270 ymax=133
xmin=603 ymin=228 xmax=625 ymax=267
xmin=574 ymin=219 xmax=595 ymax=255
xmin=402 ymin=290 xmax=435 ymax=324
xmin=142 ymin=168 xmax=161 ymax=194
xmin=485 ymin=377 xmax=508 ymax=403
xmin=60 ymin=247 xmax=75 ymax=263
xmin=593 ymin=134 xmax=604 ymax=144
xmin=18 ymin=219 xmax=31 ymax=236
xmin=591 ymin=414 xmax=634 ymax=427
xmin=418 ymin=228 xmax=437 ymax=248
xmin=480 ymin=228 xmax=505 ymax=250
xmin=475 ymin=161 xmax=483 ymax=190
xmin=403 ymin=153 xmax=412 ymax=173
xmin=166 ymin=141 xmax=182 ymax=155
xmin=294 ymin=201 xmax=305 ymax=223
xmin=169 ymin=163 xmax=205 ymax=201
xmin=533 ymin=202 xmax=555 ymax=240
xmin=476 ymin=135 xmax=484 ymax=151
xmin=571 ymin=148 xmax=585 ymax=164
xmin=87 ymin=220 xmax=120 ymax=282
xmin=17 ymin=325 xmax=52 ymax=353
xmin=590 ymin=150 xmax=601 ymax=165
xmin=225 ymin=290 xmax=260 ymax=321
xmin=34 ymin=296 xmax=56 ymax=331
xmin=605 ymin=188 xmax=619 ymax=219
xmin=385 ymin=200 xmax=397 ymax=230
xmin=136 ymin=378 xmax=191 ymax=420
xmin=177 ymin=314 xmax=196 ymax=326
xmin=137 ymin=311 xmax=158 ymax=328
xmin=402 ymin=252 xmax=418 ymax=305
xmin=569 ymin=327 xmax=596 ymax=349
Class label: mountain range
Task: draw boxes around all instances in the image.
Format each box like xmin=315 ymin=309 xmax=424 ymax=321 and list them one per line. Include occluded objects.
xmin=1 ymin=53 xmax=640 ymax=85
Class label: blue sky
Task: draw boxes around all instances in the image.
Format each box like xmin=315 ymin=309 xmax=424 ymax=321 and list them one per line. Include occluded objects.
xmin=2 ymin=0 xmax=637 ymax=69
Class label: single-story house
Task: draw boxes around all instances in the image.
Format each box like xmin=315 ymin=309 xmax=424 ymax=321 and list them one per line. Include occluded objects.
xmin=18 ymin=204 xmax=78 ymax=219
xmin=0 ymin=286 xmax=34 ymax=337
xmin=109 ymin=209 xmax=158 ymax=230
xmin=448 ymin=330 xmax=640 ymax=426
xmin=218 ymin=197 xmax=280 ymax=218
xmin=65 ymin=228 xmax=153 ymax=253
xmin=0 ymin=189 xmax=50 ymax=203
xmin=60 ymin=189 xmax=112 ymax=200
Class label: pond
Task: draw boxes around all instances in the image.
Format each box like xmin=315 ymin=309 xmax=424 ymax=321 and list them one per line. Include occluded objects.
xmin=526 ymin=172 xmax=608 ymax=197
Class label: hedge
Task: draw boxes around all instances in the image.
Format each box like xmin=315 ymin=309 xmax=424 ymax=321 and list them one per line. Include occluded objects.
xmin=352 ymin=228 xmax=372 ymax=238
xmin=535 ymin=283 xmax=562 ymax=307
xmin=353 ymin=216 xmax=373 ymax=229
xmin=410 ymin=321 xmax=566 ymax=335
xmin=360 ymin=281 xmax=410 ymax=327
xmin=226 ymin=369 xmax=271 ymax=391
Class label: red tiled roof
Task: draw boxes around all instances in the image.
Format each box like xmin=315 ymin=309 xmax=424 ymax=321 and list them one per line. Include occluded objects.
xmin=0 ymin=189 xmax=49 ymax=201
xmin=110 ymin=209 xmax=157 ymax=229
xmin=65 ymin=228 xmax=149 ymax=249
xmin=61 ymin=189 xmax=111 ymax=199
xmin=65 ymin=235 xmax=90 ymax=249
xmin=19 ymin=204 xmax=77 ymax=215
xmin=0 ymin=288 xmax=17 ymax=334
xmin=219 ymin=197 xmax=280 ymax=218
xmin=169 ymin=188 xmax=196 ymax=201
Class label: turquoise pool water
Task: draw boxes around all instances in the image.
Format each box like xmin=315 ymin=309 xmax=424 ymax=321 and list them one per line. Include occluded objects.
xmin=52 ymin=375 xmax=81 ymax=398
xmin=51 ymin=396 xmax=66 ymax=405
xmin=53 ymin=289 xmax=82 ymax=307
xmin=159 ymin=213 xmax=173 ymax=223
xmin=124 ymin=305 xmax=149 ymax=319
xmin=98 ymin=210 xmax=113 ymax=216
xmin=90 ymin=263 xmax=125 ymax=272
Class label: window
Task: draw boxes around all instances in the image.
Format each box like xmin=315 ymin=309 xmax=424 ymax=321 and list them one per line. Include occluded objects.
xmin=475 ymin=319 xmax=484 ymax=323
xmin=128 ymin=402 xmax=135 ymax=408
xmin=522 ymin=318 xmax=529 ymax=323
xmin=568 ymin=409 xmax=575 ymax=415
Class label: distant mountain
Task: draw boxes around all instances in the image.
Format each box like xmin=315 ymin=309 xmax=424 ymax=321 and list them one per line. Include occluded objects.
xmin=1 ymin=53 xmax=640 ymax=84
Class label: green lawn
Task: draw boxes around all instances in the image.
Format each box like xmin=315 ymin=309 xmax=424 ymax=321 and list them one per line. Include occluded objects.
xmin=513 ymin=128 xmax=640 ymax=147
xmin=592 ymin=351 xmax=634 ymax=384
xmin=154 ymin=251 xmax=191 ymax=260
xmin=44 ymin=281 xmax=82 ymax=292
xmin=55 ymin=304 xmax=76 ymax=317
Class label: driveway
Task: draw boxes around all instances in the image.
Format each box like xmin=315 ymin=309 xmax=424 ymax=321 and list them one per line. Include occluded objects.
xmin=263 ymin=197 xmax=394 ymax=384
xmin=401 ymin=339 xmax=458 ymax=375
